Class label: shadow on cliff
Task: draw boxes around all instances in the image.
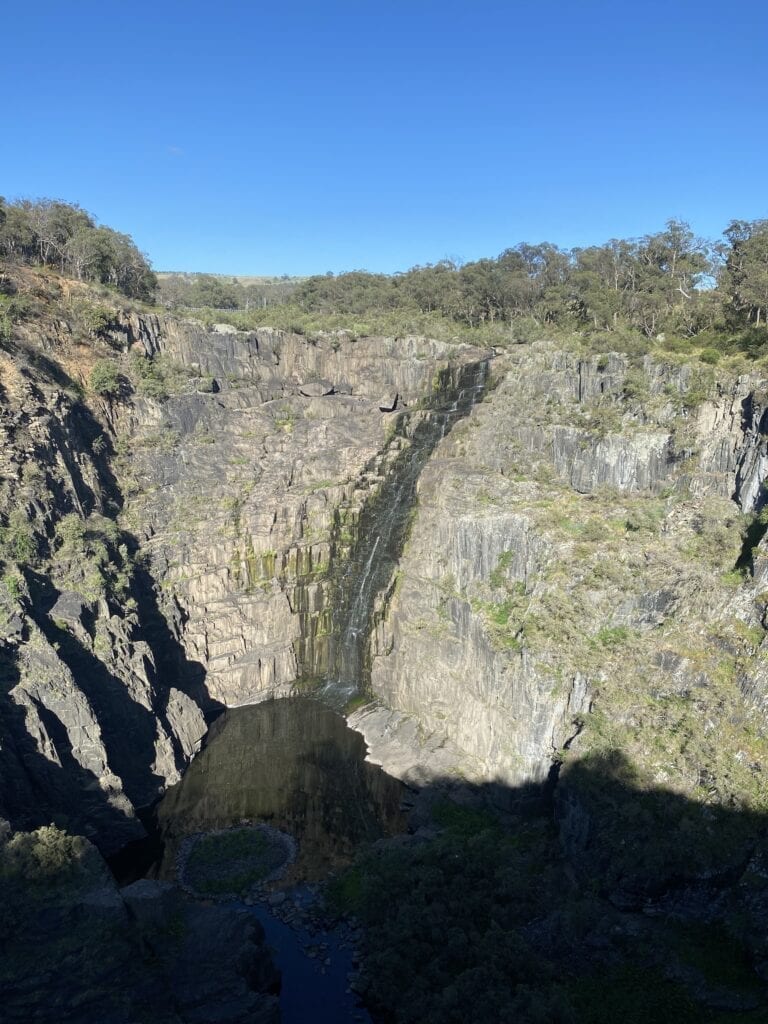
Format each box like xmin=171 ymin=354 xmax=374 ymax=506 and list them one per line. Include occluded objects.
xmin=2 ymin=354 xmax=222 ymax=851
xmin=0 ymin=642 xmax=140 ymax=851
xmin=21 ymin=557 xmax=220 ymax=823
xmin=106 ymin=699 xmax=768 ymax=1023
xmin=24 ymin=570 xmax=176 ymax=806
xmin=331 ymin=749 xmax=768 ymax=1024
xmin=6 ymin=683 xmax=768 ymax=1021
xmin=66 ymin=388 xmax=219 ymax=719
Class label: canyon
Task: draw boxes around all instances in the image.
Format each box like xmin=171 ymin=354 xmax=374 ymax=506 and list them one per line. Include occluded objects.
xmin=2 ymin=275 xmax=768 ymax=1020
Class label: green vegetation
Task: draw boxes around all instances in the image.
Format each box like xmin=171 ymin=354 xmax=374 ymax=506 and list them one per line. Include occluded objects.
xmin=430 ymin=798 xmax=500 ymax=837
xmin=128 ymin=350 xmax=193 ymax=400
xmin=0 ymin=506 xmax=38 ymax=565
xmin=0 ymin=825 xmax=102 ymax=930
xmin=0 ymin=281 xmax=36 ymax=340
xmin=0 ymin=197 xmax=155 ymax=299
xmin=89 ymin=358 xmax=121 ymax=396
xmin=73 ymin=300 xmax=118 ymax=337
xmin=473 ymin=583 xmax=528 ymax=652
xmin=2 ymin=572 xmax=22 ymax=599
xmin=0 ymin=824 xmax=90 ymax=885
xmin=591 ymin=625 xmax=631 ymax=648
xmin=671 ymin=923 xmax=761 ymax=995
xmin=182 ymin=827 xmax=289 ymax=896
xmin=51 ymin=511 xmax=136 ymax=603
xmin=328 ymin=784 xmax=766 ymax=1024
xmin=158 ymin=271 xmax=298 ymax=310
xmin=153 ymin=218 xmax=768 ymax=368
xmin=489 ymin=548 xmax=515 ymax=588
xmin=569 ymin=967 xmax=702 ymax=1024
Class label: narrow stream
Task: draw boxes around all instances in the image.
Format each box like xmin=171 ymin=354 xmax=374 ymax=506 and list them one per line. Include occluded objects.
xmin=114 ymin=359 xmax=490 ymax=1021
xmin=124 ymin=698 xmax=406 ymax=1023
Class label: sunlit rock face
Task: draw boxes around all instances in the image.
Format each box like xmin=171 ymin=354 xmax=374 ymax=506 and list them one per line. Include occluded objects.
xmin=120 ymin=320 xmax=489 ymax=708
xmin=362 ymin=344 xmax=768 ymax=797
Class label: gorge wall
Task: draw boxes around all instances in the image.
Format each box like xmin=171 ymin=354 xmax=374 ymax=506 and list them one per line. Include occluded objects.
xmin=352 ymin=343 xmax=768 ymax=830
xmin=2 ymin=293 xmax=768 ymax=877
xmin=4 ymin=281 xmax=768 ymax=1018
xmin=0 ymin=306 xmax=487 ymax=850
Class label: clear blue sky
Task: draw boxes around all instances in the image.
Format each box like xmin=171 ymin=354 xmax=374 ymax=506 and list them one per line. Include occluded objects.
xmin=3 ymin=1 xmax=767 ymax=275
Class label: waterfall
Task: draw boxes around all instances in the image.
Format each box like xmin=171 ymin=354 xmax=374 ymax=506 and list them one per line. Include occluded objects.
xmin=319 ymin=359 xmax=490 ymax=707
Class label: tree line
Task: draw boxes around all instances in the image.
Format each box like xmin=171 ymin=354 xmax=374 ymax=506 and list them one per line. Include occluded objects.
xmin=157 ymin=272 xmax=298 ymax=311
xmin=0 ymin=198 xmax=156 ymax=300
xmin=286 ymin=219 xmax=768 ymax=340
xmin=3 ymin=199 xmax=767 ymax=347
xmin=153 ymin=217 xmax=768 ymax=351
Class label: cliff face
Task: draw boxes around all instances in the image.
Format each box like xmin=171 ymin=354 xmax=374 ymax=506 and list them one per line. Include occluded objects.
xmin=357 ymin=344 xmax=768 ymax=817
xmin=120 ymin=320 xmax=487 ymax=707
xmin=3 ymin=276 xmax=768 ymax=875
xmin=0 ymin=301 xmax=486 ymax=849
xmin=0 ymin=338 xmax=208 ymax=849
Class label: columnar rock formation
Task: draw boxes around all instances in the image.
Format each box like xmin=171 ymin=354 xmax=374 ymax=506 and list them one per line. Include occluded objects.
xmin=355 ymin=344 xmax=768 ymax=806
xmin=2 ymin=305 xmax=768 ymax=858
xmin=0 ymin=312 xmax=487 ymax=849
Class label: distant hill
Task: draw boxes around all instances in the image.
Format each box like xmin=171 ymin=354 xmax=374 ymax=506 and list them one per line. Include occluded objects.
xmin=156 ymin=271 xmax=304 ymax=310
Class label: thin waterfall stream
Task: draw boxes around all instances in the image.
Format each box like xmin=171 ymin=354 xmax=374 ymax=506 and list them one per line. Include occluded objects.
xmin=113 ymin=356 xmax=490 ymax=1024
xmin=322 ymin=358 xmax=489 ymax=705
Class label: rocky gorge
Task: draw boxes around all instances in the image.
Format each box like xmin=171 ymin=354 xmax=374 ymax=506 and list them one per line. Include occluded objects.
xmin=2 ymin=266 xmax=768 ymax=1021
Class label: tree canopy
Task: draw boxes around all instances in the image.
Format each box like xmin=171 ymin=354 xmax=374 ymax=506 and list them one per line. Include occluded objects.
xmin=156 ymin=218 xmax=768 ymax=354
xmin=0 ymin=197 xmax=156 ymax=300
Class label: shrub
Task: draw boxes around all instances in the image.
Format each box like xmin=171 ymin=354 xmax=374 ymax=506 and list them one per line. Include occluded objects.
xmin=0 ymin=508 xmax=38 ymax=565
xmin=2 ymin=573 xmax=22 ymax=600
xmin=698 ymin=347 xmax=721 ymax=365
xmin=592 ymin=625 xmax=630 ymax=648
xmin=77 ymin=303 xmax=116 ymax=338
xmin=622 ymin=368 xmax=649 ymax=402
xmin=0 ymin=825 xmax=89 ymax=885
xmin=89 ymin=359 xmax=121 ymax=397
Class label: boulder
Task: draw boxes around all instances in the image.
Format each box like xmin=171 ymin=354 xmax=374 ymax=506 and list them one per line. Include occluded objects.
xmin=298 ymin=379 xmax=335 ymax=397
xmin=378 ymin=392 xmax=399 ymax=412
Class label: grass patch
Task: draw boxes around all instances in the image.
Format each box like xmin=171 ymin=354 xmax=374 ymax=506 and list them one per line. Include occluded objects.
xmin=182 ymin=827 xmax=289 ymax=896
xmin=430 ymin=798 xmax=500 ymax=838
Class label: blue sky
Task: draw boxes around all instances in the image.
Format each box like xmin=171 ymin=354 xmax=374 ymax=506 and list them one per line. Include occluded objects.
xmin=3 ymin=1 xmax=767 ymax=275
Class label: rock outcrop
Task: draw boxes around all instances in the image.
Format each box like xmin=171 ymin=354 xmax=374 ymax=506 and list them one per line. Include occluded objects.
xmin=0 ymin=342 xmax=207 ymax=851
xmin=1 ymin=826 xmax=279 ymax=1024
xmin=360 ymin=344 xmax=768 ymax=809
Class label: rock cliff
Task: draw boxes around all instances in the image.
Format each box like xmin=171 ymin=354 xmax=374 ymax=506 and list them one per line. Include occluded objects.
xmin=2 ymin=276 xmax=768 ymax=904
xmin=0 ymin=298 xmax=486 ymax=849
xmin=356 ymin=343 xmax=768 ymax=825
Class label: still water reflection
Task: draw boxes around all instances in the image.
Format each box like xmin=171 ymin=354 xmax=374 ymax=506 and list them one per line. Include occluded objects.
xmin=152 ymin=697 xmax=406 ymax=882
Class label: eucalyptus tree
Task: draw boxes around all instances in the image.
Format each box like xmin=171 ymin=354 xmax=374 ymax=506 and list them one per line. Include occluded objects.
xmin=721 ymin=219 xmax=768 ymax=328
